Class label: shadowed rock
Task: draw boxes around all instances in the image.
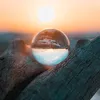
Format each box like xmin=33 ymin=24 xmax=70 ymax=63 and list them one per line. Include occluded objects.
xmin=75 ymin=39 xmax=90 ymax=49
xmin=1 ymin=37 xmax=100 ymax=100
xmin=0 ymin=39 xmax=47 ymax=100
xmin=16 ymin=36 xmax=100 ymax=100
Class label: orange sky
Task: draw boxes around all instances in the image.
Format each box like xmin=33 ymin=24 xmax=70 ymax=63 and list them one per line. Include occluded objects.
xmin=0 ymin=0 xmax=100 ymax=34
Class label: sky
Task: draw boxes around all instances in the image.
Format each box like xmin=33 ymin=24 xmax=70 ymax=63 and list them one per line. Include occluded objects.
xmin=0 ymin=0 xmax=100 ymax=34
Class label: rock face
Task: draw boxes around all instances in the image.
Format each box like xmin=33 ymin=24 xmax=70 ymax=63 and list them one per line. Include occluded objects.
xmin=0 ymin=39 xmax=47 ymax=100
xmin=1 ymin=37 xmax=100 ymax=100
xmin=16 ymin=36 xmax=100 ymax=100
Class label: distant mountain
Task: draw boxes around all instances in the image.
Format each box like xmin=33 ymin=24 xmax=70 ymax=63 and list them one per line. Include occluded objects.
xmin=0 ymin=32 xmax=14 ymax=42
xmin=0 ymin=31 xmax=99 ymax=54
xmin=0 ymin=32 xmax=34 ymax=54
xmin=0 ymin=32 xmax=34 ymax=43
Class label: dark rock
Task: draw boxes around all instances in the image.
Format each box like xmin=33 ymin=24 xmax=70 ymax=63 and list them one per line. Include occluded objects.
xmin=0 ymin=39 xmax=47 ymax=100
xmin=1 ymin=36 xmax=100 ymax=100
xmin=16 ymin=36 xmax=100 ymax=100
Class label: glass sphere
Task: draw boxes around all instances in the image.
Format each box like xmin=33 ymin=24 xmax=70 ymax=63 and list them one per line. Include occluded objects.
xmin=31 ymin=29 xmax=70 ymax=66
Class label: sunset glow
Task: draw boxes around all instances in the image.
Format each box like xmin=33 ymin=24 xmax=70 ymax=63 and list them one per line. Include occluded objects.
xmin=0 ymin=0 xmax=100 ymax=33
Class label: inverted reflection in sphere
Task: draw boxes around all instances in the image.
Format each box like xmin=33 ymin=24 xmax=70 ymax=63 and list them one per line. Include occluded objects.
xmin=31 ymin=29 xmax=70 ymax=66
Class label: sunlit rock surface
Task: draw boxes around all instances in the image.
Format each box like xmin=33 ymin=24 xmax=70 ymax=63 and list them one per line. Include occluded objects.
xmin=91 ymin=89 xmax=100 ymax=100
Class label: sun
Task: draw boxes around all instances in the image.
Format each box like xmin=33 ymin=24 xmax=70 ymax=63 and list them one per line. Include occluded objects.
xmin=37 ymin=6 xmax=55 ymax=23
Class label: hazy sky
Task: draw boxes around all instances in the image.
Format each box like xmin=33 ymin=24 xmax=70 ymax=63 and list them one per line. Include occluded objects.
xmin=0 ymin=0 xmax=100 ymax=34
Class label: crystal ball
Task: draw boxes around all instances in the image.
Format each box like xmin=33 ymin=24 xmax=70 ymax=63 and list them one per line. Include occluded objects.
xmin=31 ymin=29 xmax=70 ymax=66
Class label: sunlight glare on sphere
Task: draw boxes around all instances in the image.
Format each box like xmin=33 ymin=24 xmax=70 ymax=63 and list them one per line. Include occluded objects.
xmin=37 ymin=7 xmax=55 ymax=23
xmin=31 ymin=29 xmax=70 ymax=66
